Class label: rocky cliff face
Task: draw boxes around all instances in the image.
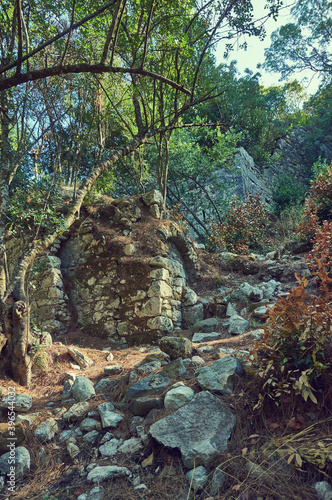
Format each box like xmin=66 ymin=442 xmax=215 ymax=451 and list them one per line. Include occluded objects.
xmin=10 ymin=191 xmax=203 ymax=345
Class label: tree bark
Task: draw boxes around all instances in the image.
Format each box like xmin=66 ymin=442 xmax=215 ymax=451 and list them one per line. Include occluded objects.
xmin=5 ymin=301 xmax=32 ymax=386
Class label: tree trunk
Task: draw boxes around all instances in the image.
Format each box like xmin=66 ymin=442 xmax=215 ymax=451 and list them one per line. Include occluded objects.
xmin=5 ymin=301 xmax=32 ymax=386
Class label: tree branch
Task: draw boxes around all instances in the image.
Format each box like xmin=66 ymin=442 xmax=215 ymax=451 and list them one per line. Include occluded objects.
xmin=0 ymin=63 xmax=192 ymax=95
xmin=15 ymin=0 xmax=23 ymax=75
xmin=59 ymin=0 xmax=76 ymax=66
xmin=101 ymin=0 xmax=124 ymax=65
xmin=0 ymin=0 xmax=118 ymax=75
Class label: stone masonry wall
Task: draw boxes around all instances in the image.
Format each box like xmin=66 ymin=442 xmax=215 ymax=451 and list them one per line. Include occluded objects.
xmin=22 ymin=191 xmax=202 ymax=344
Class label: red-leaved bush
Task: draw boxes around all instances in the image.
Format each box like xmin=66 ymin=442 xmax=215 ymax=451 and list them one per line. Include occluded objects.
xmin=296 ymin=163 xmax=332 ymax=241
xmin=208 ymin=193 xmax=271 ymax=254
xmin=251 ymin=223 xmax=332 ymax=407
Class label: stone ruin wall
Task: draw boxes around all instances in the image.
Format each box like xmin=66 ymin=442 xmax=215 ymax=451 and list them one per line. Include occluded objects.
xmin=6 ymin=190 xmax=204 ymax=345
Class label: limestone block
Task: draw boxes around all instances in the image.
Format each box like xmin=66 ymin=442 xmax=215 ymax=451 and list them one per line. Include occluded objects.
xmin=182 ymin=303 xmax=204 ymax=326
xmin=141 ymin=297 xmax=162 ymax=316
xmin=192 ymin=317 xmax=218 ymax=333
xmin=149 ymin=268 xmax=170 ymax=280
xmin=149 ymin=256 xmax=183 ymax=277
xmin=149 ymin=204 xmax=161 ymax=218
xmin=142 ymin=189 xmax=163 ymax=206
xmin=182 ymin=287 xmax=198 ymax=306
xmin=159 ymin=337 xmax=192 ymax=359
xmin=147 ymin=316 xmax=173 ymax=331
xmin=148 ymin=281 xmax=172 ymax=298
xmin=68 ymin=347 xmax=93 ymax=369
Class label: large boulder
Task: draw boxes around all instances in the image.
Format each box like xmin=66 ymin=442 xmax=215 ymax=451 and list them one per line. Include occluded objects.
xmin=150 ymin=391 xmax=235 ymax=467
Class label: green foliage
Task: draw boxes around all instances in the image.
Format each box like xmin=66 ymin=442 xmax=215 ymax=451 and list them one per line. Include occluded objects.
xmin=8 ymin=177 xmax=65 ymax=234
xmin=272 ymin=174 xmax=307 ymax=214
xmin=264 ymin=0 xmax=332 ymax=82
xmin=199 ymin=66 xmax=309 ymax=165
xmin=166 ymin=126 xmax=242 ymax=240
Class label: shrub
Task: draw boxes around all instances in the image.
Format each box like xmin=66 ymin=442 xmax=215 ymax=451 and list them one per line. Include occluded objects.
xmin=306 ymin=221 xmax=332 ymax=278
xmin=250 ymin=260 xmax=332 ymax=408
xmin=9 ymin=177 xmax=65 ymax=234
xmin=207 ymin=193 xmax=271 ymax=254
xmin=272 ymin=174 xmax=307 ymax=215
xmin=296 ymin=162 xmax=332 ymax=241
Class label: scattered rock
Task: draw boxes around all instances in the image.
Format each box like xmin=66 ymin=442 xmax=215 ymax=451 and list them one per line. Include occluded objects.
xmin=87 ymin=465 xmax=131 ymax=483
xmin=126 ymin=373 xmax=170 ymax=401
xmin=160 ymin=358 xmax=186 ymax=378
xmin=98 ymin=402 xmax=123 ymax=428
xmin=72 ymin=377 xmax=96 ymax=402
xmin=104 ymin=365 xmax=123 ymax=375
xmin=1 ymin=394 xmax=32 ymax=413
xmin=63 ymin=402 xmax=90 ymax=421
xmin=35 ymin=418 xmax=58 ymax=442
xmin=80 ymin=418 xmax=100 ymax=432
xmin=0 ymin=422 xmax=25 ymax=453
xmin=186 ymin=466 xmax=208 ymax=490
xmin=159 ymin=337 xmax=192 ymax=359
xmin=99 ymin=438 xmax=122 ymax=457
xmin=195 ymin=357 xmax=244 ymax=394
xmin=192 ymin=332 xmax=221 ymax=343
xmin=314 ymin=481 xmax=332 ymax=500
xmin=118 ymin=438 xmax=144 ymax=454
xmin=67 ymin=437 xmax=80 ymax=459
xmin=132 ymin=396 xmax=164 ymax=416
xmin=150 ymin=391 xmax=236 ymax=467
xmin=210 ymin=467 xmax=226 ymax=495
xmin=192 ymin=318 xmax=218 ymax=333
xmin=0 ymin=446 xmax=30 ymax=478
xmin=164 ymin=386 xmax=195 ymax=410
xmin=68 ymin=347 xmax=93 ymax=369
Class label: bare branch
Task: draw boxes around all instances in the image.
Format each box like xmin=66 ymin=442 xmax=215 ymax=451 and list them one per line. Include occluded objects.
xmin=15 ymin=0 xmax=23 ymax=75
xmin=140 ymin=0 xmax=155 ymax=68
xmin=191 ymin=0 xmax=240 ymax=99
xmin=101 ymin=0 xmax=124 ymax=65
xmin=110 ymin=0 xmax=127 ymax=66
xmin=59 ymin=0 xmax=76 ymax=66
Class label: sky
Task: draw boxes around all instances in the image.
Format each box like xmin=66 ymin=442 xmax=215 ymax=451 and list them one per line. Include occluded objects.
xmin=215 ymin=1 xmax=321 ymax=95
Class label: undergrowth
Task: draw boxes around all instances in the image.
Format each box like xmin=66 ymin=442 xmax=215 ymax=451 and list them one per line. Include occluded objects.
xmin=207 ymin=193 xmax=271 ymax=254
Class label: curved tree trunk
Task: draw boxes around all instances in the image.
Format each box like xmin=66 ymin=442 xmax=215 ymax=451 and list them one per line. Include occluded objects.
xmin=5 ymin=301 xmax=32 ymax=386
